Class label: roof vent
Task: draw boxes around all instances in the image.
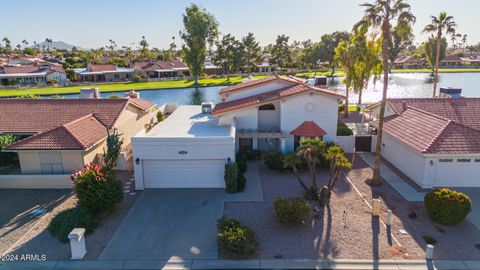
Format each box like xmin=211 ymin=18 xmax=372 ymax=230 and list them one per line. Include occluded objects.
xmin=79 ymin=88 xmax=101 ymax=99
xmin=439 ymin=87 xmax=462 ymax=99
xmin=201 ymin=102 xmax=213 ymax=114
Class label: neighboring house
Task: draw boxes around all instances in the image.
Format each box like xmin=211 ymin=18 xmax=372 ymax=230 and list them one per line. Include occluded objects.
xmin=132 ymin=60 xmax=190 ymax=78
xmin=132 ymin=75 xmax=345 ymax=189
xmin=393 ymin=55 xmax=425 ymax=69
xmin=254 ymin=61 xmax=277 ymax=73
xmin=0 ymin=98 xmax=157 ymax=175
xmin=74 ymin=64 xmax=134 ymax=82
xmin=460 ymin=55 xmax=480 ymax=66
xmin=441 ymin=55 xmax=462 ymax=67
xmin=368 ymin=98 xmax=480 ymax=188
xmin=0 ymin=64 xmax=67 ymax=86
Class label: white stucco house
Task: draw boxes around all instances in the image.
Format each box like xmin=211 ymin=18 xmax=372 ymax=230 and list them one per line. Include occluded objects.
xmin=369 ymin=98 xmax=480 ymax=189
xmin=132 ymin=75 xmax=345 ymax=189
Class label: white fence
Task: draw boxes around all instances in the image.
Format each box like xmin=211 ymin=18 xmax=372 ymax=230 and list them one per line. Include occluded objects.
xmin=0 ymin=174 xmax=73 ymax=189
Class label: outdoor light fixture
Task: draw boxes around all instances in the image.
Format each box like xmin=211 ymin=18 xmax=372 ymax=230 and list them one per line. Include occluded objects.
xmin=135 ymin=158 xmax=140 ymax=165
xmin=227 ymin=157 xmax=231 ymax=164
xmin=430 ymin=160 xmax=434 ymax=166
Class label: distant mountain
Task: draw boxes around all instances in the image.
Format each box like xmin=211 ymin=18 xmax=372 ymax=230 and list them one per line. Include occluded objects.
xmin=32 ymin=41 xmax=85 ymax=50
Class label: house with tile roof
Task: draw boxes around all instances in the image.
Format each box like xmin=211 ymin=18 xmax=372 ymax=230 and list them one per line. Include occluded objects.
xmin=368 ymin=98 xmax=480 ymax=188
xmin=74 ymin=64 xmax=134 ymax=82
xmin=0 ymin=64 xmax=67 ymax=86
xmin=0 ymin=98 xmax=157 ymax=177
xmin=132 ymin=60 xmax=190 ymax=78
xmin=131 ymin=75 xmax=345 ymax=189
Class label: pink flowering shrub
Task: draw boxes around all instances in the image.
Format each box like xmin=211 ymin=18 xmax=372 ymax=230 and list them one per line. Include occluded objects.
xmin=72 ymin=163 xmax=123 ymax=213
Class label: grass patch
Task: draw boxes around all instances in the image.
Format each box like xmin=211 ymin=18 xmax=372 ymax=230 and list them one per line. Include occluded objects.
xmin=392 ymin=68 xmax=480 ymax=73
xmin=0 ymin=76 xmax=265 ymax=97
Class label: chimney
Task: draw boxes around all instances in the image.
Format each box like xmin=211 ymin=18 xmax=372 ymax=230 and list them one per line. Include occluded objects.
xmin=79 ymin=88 xmax=100 ymax=99
xmin=125 ymin=90 xmax=140 ymax=99
xmin=402 ymin=101 xmax=407 ymax=111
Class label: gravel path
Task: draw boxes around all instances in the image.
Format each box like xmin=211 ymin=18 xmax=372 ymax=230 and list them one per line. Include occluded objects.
xmin=5 ymin=171 xmax=139 ymax=260
xmin=225 ymin=155 xmax=480 ymax=260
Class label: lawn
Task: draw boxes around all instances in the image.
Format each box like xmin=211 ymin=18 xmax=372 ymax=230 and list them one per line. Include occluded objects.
xmin=0 ymin=76 xmax=265 ymax=97
xmin=391 ymin=68 xmax=480 ymax=73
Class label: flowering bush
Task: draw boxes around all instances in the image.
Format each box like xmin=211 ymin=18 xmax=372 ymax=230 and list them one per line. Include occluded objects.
xmin=72 ymin=163 xmax=123 ymax=214
xmin=217 ymin=217 xmax=257 ymax=257
xmin=424 ymin=188 xmax=472 ymax=225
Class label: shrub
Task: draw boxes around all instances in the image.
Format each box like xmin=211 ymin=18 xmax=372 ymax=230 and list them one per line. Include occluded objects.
xmin=236 ymin=154 xmax=247 ymax=174
xmin=47 ymin=207 xmax=97 ymax=243
xmin=264 ymin=151 xmax=285 ymax=171
xmin=224 ymin=163 xmax=238 ymax=193
xmin=157 ymin=111 xmax=166 ymax=122
xmin=237 ymin=173 xmax=246 ymax=192
xmin=72 ymin=163 xmax=123 ymax=214
xmin=424 ymin=188 xmax=472 ymax=225
xmin=133 ymin=74 xmax=142 ymax=82
xmin=337 ymin=121 xmax=353 ymax=136
xmin=423 ymin=235 xmax=437 ymax=245
xmin=0 ymin=135 xmax=16 ymax=166
xmin=274 ymin=197 xmax=311 ymax=225
xmin=217 ymin=217 xmax=257 ymax=257
xmin=238 ymin=149 xmax=261 ymax=160
xmin=109 ymin=95 xmax=121 ymax=99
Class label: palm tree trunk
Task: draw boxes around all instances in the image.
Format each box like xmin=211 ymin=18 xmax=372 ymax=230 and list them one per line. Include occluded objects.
xmin=344 ymin=64 xmax=350 ymax=118
xmin=372 ymin=21 xmax=391 ymax=186
xmin=433 ymin=31 xmax=442 ymax=98
xmin=292 ymin=166 xmax=310 ymax=192
xmin=358 ymin=89 xmax=363 ymax=107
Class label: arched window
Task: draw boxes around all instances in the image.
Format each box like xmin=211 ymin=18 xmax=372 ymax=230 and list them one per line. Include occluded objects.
xmin=258 ymin=104 xmax=275 ymax=110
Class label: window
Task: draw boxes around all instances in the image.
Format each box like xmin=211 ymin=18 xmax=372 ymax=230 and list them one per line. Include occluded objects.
xmin=239 ymin=138 xmax=253 ymax=151
xmin=258 ymin=104 xmax=275 ymax=110
xmin=126 ymin=73 xmax=132 ymax=79
xmin=40 ymin=152 xmax=64 ymax=174
xmin=114 ymin=74 xmax=120 ymax=79
xmin=294 ymin=136 xmax=301 ymax=151
xmin=457 ymin=158 xmax=471 ymax=163
xmin=475 ymin=159 xmax=480 ymax=163
xmin=439 ymin=159 xmax=453 ymax=163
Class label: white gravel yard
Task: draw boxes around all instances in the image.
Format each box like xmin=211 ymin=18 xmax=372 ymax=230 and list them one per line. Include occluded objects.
xmin=224 ymin=158 xmax=428 ymax=260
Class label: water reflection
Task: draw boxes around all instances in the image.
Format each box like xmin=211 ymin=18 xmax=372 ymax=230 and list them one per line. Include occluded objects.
xmin=187 ymin=87 xmax=205 ymax=105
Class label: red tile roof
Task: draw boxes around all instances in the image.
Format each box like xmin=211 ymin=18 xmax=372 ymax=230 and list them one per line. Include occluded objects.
xmin=290 ymin=121 xmax=327 ymax=137
xmin=213 ymin=81 xmax=345 ymax=115
xmin=88 ymin=64 xmax=116 ymax=72
xmin=4 ymin=66 xmax=41 ymax=74
xmin=375 ymin=106 xmax=480 ymax=154
xmin=6 ymin=115 xmax=108 ymax=150
xmin=386 ymin=98 xmax=480 ymax=131
xmin=219 ymin=75 xmax=299 ymax=94
xmin=128 ymin=98 xmax=156 ymax=111
xmin=156 ymin=60 xmax=188 ymax=70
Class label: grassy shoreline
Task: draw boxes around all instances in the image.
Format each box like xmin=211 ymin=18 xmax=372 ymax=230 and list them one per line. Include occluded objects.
xmin=0 ymin=68 xmax=478 ymax=97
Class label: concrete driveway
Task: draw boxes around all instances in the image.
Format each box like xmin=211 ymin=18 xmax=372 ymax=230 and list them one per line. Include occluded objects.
xmin=99 ymin=189 xmax=224 ymax=260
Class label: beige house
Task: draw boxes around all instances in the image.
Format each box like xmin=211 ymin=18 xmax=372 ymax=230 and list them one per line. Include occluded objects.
xmin=74 ymin=64 xmax=135 ymax=82
xmin=1 ymin=97 xmax=157 ymax=175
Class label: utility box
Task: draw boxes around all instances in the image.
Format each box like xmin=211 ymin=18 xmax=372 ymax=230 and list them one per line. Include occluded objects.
xmin=372 ymin=199 xmax=381 ymax=217
xmin=68 ymin=228 xmax=87 ymax=260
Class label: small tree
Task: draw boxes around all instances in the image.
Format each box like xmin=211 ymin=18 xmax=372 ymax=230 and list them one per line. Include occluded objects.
xmin=103 ymin=129 xmax=123 ymax=171
xmin=319 ymin=146 xmax=352 ymax=206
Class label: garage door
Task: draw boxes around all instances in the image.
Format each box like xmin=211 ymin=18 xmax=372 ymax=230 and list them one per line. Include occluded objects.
xmin=434 ymin=160 xmax=480 ymax=187
xmin=142 ymin=159 xmax=226 ymax=188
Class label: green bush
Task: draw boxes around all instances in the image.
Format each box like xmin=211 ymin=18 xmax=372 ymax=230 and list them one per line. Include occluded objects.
xmin=217 ymin=217 xmax=257 ymax=256
xmin=424 ymin=188 xmax=472 ymax=225
xmin=264 ymin=151 xmax=286 ymax=171
xmin=0 ymin=135 xmax=16 ymax=166
xmin=423 ymin=235 xmax=437 ymax=245
xmin=274 ymin=197 xmax=312 ymax=225
xmin=72 ymin=163 xmax=123 ymax=214
xmin=224 ymin=163 xmax=239 ymax=193
xmin=157 ymin=111 xmax=166 ymax=122
xmin=238 ymin=149 xmax=261 ymax=160
xmin=237 ymin=173 xmax=246 ymax=192
xmin=337 ymin=121 xmax=353 ymax=136
xmin=47 ymin=207 xmax=97 ymax=243
xmin=236 ymin=154 xmax=247 ymax=174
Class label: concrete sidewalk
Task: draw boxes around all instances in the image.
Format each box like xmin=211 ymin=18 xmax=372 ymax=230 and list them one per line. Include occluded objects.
xmin=358 ymin=153 xmax=425 ymax=202
xmin=2 ymin=259 xmax=480 ymax=270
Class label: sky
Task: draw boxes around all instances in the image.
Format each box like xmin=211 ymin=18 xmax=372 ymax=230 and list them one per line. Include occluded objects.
xmin=2 ymin=0 xmax=479 ymax=50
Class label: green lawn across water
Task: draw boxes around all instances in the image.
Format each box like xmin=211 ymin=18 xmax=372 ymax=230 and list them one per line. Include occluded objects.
xmin=0 ymin=68 xmax=478 ymax=97
xmin=0 ymin=76 xmax=265 ymax=97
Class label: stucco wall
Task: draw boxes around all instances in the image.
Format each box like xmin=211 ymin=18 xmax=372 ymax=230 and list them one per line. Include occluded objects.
xmin=280 ymin=92 xmax=339 ymax=152
xmin=18 ymin=152 xmax=41 ymax=174
xmin=427 ymin=155 xmax=480 ymax=188
xmin=219 ymin=108 xmax=258 ymax=130
xmin=258 ymin=102 xmax=280 ymax=130
xmin=18 ymin=151 xmax=84 ymax=174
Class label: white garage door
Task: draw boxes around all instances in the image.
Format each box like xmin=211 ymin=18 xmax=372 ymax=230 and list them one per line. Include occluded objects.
xmin=142 ymin=159 xmax=226 ymax=188
xmin=434 ymin=160 xmax=480 ymax=187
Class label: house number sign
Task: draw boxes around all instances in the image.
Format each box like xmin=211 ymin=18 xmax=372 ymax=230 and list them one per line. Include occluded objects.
xmin=178 ymin=150 xmax=188 ymax=155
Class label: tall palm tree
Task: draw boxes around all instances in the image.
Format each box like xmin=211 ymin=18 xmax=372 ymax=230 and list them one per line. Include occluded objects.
xmin=462 ymin=34 xmax=468 ymax=53
xmin=423 ymin=12 xmax=457 ymax=97
xmin=354 ymin=0 xmax=416 ymax=186
xmin=335 ymin=38 xmax=356 ymax=118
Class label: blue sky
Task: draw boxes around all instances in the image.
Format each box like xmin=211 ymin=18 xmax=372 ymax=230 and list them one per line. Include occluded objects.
xmin=2 ymin=0 xmax=478 ymax=49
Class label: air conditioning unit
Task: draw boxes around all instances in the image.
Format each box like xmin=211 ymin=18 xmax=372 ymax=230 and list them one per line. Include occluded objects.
xmin=201 ymin=102 xmax=213 ymax=114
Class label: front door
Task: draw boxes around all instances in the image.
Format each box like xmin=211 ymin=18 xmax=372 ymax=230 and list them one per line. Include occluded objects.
xmin=239 ymin=138 xmax=253 ymax=151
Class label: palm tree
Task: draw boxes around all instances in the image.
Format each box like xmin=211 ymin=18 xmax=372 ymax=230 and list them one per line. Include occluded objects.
xmin=22 ymin=39 xmax=28 ymax=49
xmin=354 ymin=0 xmax=416 ymax=186
xmin=462 ymin=34 xmax=468 ymax=53
xmin=335 ymin=38 xmax=356 ymax=118
xmin=450 ymin=33 xmax=460 ymax=53
xmin=423 ymin=12 xmax=457 ymax=97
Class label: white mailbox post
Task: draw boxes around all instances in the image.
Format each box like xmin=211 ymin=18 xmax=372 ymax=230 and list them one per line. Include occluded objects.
xmin=68 ymin=228 xmax=87 ymax=260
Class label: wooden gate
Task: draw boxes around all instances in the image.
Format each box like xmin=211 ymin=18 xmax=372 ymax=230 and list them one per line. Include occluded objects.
xmin=355 ymin=136 xmax=372 ymax=152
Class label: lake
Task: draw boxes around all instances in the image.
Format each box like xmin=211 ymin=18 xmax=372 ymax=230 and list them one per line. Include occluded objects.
xmin=61 ymin=72 xmax=480 ymax=105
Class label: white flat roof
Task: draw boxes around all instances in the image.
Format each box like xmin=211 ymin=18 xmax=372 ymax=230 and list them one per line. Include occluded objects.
xmin=141 ymin=105 xmax=232 ymax=138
